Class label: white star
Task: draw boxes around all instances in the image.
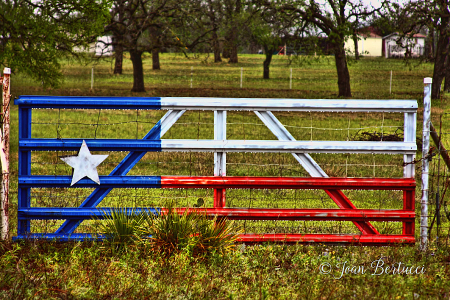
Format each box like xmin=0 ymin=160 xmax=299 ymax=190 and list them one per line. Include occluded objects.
xmin=60 ymin=140 xmax=108 ymax=186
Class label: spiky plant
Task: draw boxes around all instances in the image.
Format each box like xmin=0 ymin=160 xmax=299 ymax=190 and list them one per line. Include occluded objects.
xmin=141 ymin=206 xmax=198 ymax=257
xmin=194 ymin=216 xmax=243 ymax=256
xmin=97 ymin=207 xmax=147 ymax=253
xmin=139 ymin=205 xmax=242 ymax=258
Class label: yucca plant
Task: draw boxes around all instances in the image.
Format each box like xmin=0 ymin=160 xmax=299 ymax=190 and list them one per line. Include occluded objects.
xmin=140 ymin=206 xmax=198 ymax=257
xmin=97 ymin=207 xmax=148 ymax=253
xmin=194 ymin=216 xmax=243 ymax=256
xmin=140 ymin=205 xmax=242 ymax=258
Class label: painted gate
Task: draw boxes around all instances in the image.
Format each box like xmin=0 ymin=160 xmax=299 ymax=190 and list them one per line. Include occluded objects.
xmin=15 ymin=96 xmax=418 ymax=244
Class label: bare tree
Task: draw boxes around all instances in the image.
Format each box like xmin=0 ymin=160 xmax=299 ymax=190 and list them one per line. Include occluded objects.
xmin=395 ymin=0 xmax=450 ymax=99
xmin=106 ymin=0 xmax=210 ymax=92
xmin=281 ymin=0 xmax=386 ymax=97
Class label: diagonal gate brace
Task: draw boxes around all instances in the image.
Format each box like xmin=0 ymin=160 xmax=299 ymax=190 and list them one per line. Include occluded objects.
xmin=254 ymin=111 xmax=379 ymax=235
xmin=56 ymin=110 xmax=185 ymax=234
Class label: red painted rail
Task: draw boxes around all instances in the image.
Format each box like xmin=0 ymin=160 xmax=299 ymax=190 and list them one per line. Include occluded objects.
xmin=160 ymin=176 xmax=416 ymax=244
xmin=161 ymin=176 xmax=415 ymax=190
xmin=237 ymin=234 xmax=415 ymax=245
xmin=161 ymin=208 xmax=414 ymax=222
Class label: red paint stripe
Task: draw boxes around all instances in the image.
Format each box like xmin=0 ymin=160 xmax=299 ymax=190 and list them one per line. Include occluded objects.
xmin=160 ymin=176 xmax=415 ymax=190
xmin=237 ymin=234 xmax=415 ymax=244
xmin=159 ymin=208 xmax=414 ymax=222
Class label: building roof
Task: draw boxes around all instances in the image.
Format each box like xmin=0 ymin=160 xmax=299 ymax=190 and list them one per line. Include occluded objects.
xmin=359 ymin=32 xmax=382 ymax=38
xmin=382 ymin=32 xmax=426 ymax=39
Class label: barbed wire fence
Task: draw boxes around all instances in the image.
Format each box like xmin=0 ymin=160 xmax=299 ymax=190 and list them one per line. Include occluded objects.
xmin=427 ymin=112 xmax=450 ymax=248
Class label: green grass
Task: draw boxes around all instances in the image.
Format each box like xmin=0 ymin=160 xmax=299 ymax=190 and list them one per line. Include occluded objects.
xmin=2 ymin=53 xmax=450 ymax=298
xmin=7 ymin=53 xmax=450 ymax=237
xmin=11 ymin=53 xmax=435 ymax=99
xmin=1 ymin=240 xmax=449 ymax=299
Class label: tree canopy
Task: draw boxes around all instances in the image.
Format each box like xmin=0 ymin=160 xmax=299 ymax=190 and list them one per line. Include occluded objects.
xmin=280 ymin=0 xmax=387 ymax=97
xmin=0 ymin=0 xmax=111 ymax=87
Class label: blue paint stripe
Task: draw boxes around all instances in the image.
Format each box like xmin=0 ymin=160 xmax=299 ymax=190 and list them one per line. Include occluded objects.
xmin=18 ymin=207 xmax=161 ymax=220
xmin=15 ymin=95 xmax=162 ymax=109
xmin=55 ymin=119 xmax=162 ymax=234
xmin=19 ymin=175 xmax=162 ymax=188
xmin=13 ymin=233 xmax=106 ymax=241
xmin=19 ymin=139 xmax=162 ymax=151
xmin=13 ymin=233 xmax=155 ymax=241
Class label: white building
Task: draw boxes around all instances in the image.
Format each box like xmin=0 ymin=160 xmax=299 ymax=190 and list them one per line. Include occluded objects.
xmin=382 ymin=32 xmax=426 ymax=58
xmin=73 ymin=36 xmax=113 ymax=56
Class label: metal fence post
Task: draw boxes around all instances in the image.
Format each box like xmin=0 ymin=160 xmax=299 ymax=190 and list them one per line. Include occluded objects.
xmin=1 ymin=67 xmax=11 ymax=240
xmin=421 ymin=77 xmax=432 ymax=251
xmin=214 ymin=110 xmax=226 ymax=207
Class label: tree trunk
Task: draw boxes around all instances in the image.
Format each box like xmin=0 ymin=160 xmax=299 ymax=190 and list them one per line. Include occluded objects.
xmin=444 ymin=56 xmax=450 ymax=92
xmin=152 ymin=48 xmax=160 ymax=70
xmin=432 ymin=32 xmax=450 ymax=99
xmin=229 ymin=44 xmax=238 ymax=63
xmin=333 ymin=45 xmax=352 ymax=97
xmin=212 ymin=31 xmax=222 ymax=62
xmin=224 ymin=29 xmax=238 ymax=63
xmin=263 ymin=50 xmax=272 ymax=79
xmin=352 ymin=33 xmax=359 ymax=60
xmin=222 ymin=46 xmax=230 ymax=59
xmin=113 ymin=43 xmax=123 ymax=74
xmin=130 ymin=49 xmax=145 ymax=92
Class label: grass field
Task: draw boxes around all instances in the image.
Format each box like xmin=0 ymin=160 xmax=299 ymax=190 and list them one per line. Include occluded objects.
xmin=2 ymin=53 xmax=450 ymax=298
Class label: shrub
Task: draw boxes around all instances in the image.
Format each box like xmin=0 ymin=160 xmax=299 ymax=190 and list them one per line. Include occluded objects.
xmin=140 ymin=206 xmax=242 ymax=258
xmin=97 ymin=205 xmax=242 ymax=258
xmin=97 ymin=207 xmax=147 ymax=254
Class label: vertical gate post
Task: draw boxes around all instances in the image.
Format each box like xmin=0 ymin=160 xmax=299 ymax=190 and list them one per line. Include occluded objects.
xmin=421 ymin=77 xmax=432 ymax=251
xmin=214 ymin=111 xmax=226 ymax=207
xmin=0 ymin=68 xmax=11 ymax=240
xmin=403 ymin=97 xmax=417 ymax=237
xmin=18 ymin=106 xmax=32 ymax=235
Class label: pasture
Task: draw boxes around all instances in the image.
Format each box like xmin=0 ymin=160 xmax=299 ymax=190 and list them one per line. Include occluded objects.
xmin=1 ymin=53 xmax=450 ymax=298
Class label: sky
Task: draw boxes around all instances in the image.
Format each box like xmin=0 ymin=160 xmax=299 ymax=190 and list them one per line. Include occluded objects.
xmin=362 ymin=0 xmax=407 ymax=8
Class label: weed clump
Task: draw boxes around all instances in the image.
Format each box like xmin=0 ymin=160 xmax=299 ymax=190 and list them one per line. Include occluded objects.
xmin=98 ymin=205 xmax=242 ymax=258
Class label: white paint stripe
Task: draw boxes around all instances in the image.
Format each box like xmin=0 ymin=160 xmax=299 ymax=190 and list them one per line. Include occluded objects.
xmin=160 ymin=98 xmax=417 ymax=112
xmin=161 ymin=140 xmax=416 ymax=154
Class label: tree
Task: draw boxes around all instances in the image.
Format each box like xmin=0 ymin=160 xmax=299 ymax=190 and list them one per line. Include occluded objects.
xmin=204 ymin=0 xmax=225 ymax=62
xmin=106 ymin=0 xmax=179 ymax=92
xmin=106 ymin=0 xmax=209 ymax=92
xmin=250 ymin=3 xmax=301 ymax=79
xmin=282 ymin=0 xmax=386 ymax=97
xmin=396 ymin=0 xmax=450 ymax=99
xmin=0 ymin=0 xmax=111 ymax=87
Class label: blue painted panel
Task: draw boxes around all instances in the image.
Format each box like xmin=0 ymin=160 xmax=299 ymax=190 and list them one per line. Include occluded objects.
xmin=15 ymin=95 xmax=162 ymax=109
xmin=55 ymin=119 xmax=163 ymax=234
xmin=19 ymin=139 xmax=162 ymax=151
xmin=18 ymin=107 xmax=32 ymax=235
xmin=13 ymin=233 xmax=106 ymax=241
xmin=18 ymin=207 xmax=161 ymax=219
xmin=19 ymin=175 xmax=162 ymax=188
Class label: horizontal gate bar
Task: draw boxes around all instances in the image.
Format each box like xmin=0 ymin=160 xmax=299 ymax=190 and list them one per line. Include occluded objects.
xmin=19 ymin=207 xmax=415 ymax=222
xmin=19 ymin=176 xmax=161 ymax=188
xmin=15 ymin=96 xmax=418 ymax=112
xmin=20 ymin=176 xmax=415 ymax=190
xmin=19 ymin=139 xmax=417 ymax=154
xmin=161 ymin=176 xmax=415 ymax=190
xmin=13 ymin=233 xmax=415 ymax=245
xmin=237 ymin=234 xmax=415 ymax=244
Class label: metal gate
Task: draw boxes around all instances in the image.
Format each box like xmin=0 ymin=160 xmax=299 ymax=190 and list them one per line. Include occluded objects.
xmin=15 ymin=96 xmax=418 ymax=244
